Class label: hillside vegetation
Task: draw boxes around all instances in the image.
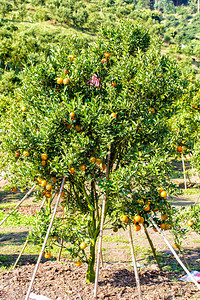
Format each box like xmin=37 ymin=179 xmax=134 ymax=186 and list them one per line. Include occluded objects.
xmin=0 ymin=1 xmax=199 ymax=115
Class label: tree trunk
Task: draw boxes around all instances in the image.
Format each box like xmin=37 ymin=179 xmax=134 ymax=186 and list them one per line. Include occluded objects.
xmin=86 ymin=241 xmax=96 ymax=283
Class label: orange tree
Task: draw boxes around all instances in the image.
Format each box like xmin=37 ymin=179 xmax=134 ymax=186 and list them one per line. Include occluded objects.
xmin=0 ymin=21 xmax=189 ymax=282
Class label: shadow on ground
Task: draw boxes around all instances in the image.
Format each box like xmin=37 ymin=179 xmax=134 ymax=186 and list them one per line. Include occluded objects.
xmin=145 ymin=247 xmax=200 ymax=275
xmin=0 ymin=253 xmax=56 ymax=268
xmin=0 ymin=191 xmax=25 ymax=204
xmin=99 ymin=247 xmax=200 ymax=288
xmin=0 ymin=231 xmax=28 ymax=245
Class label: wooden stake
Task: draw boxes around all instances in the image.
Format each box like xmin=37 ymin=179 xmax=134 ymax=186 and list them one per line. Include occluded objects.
xmin=25 ymin=177 xmax=66 ymax=300
xmin=0 ymin=184 xmax=36 ymax=227
xmin=128 ymin=223 xmax=143 ymax=300
xmin=150 ymin=217 xmax=200 ymax=290
xmin=13 ymin=238 xmax=29 ymax=269
xmin=143 ymin=224 xmax=162 ymax=270
xmin=94 ymin=149 xmax=111 ymax=298
xmin=181 ymin=153 xmax=187 ymax=190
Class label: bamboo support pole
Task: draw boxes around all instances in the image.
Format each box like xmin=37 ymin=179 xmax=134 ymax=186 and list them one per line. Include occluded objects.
xmin=143 ymin=224 xmax=162 ymax=270
xmin=150 ymin=217 xmax=200 ymax=290
xmin=13 ymin=238 xmax=29 ymax=269
xmin=0 ymin=184 xmax=36 ymax=227
xmin=181 ymin=153 xmax=187 ymax=190
xmin=94 ymin=149 xmax=111 ymax=298
xmin=25 ymin=177 xmax=66 ymax=300
xmin=128 ymin=223 xmax=143 ymax=300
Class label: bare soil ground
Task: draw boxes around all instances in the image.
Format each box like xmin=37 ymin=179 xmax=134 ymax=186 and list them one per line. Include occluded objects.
xmin=0 ymin=162 xmax=200 ymax=300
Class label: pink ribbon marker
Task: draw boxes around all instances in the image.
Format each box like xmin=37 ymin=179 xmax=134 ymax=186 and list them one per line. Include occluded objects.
xmin=88 ymin=75 xmax=101 ymax=87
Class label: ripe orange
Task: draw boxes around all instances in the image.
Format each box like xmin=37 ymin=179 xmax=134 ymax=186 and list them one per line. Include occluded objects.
xmin=160 ymin=223 xmax=166 ymax=230
xmin=139 ymin=217 xmax=144 ymax=224
xmin=57 ymin=78 xmax=63 ymax=84
xmin=161 ymin=191 xmax=167 ymax=198
xmin=148 ymin=108 xmax=155 ymax=114
xmin=112 ymin=82 xmax=117 ymax=87
xmin=161 ymin=214 xmax=168 ymax=221
xmin=51 ymin=177 xmax=57 ymax=183
xmin=75 ymin=125 xmax=81 ymax=132
xmin=68 ymin=55 xmax=75 ymax=61
xmin=187 ymin=220 xmax=194 ymax=227
xmin=37 ymin=177 xmax=43 ymax=184
xmin=41 ymin=180 xmax=47 ymax=187
xmin=134 ymin=215 xmax=141 ymax=223
xmin=75 ymin=260 xmax=82 ymax=267
xmin=120 ymin=215 xmax=129 ymax=223
xmin=46 ymin=184 xmax=53 ymax=191
xmin=41 ymin=160 xmax=46 ymax=166
xmin=100 ymin=163 xmax=107 ymax=170
xmin=15 ymin=151 xmax=20 ymax=157
xmin=21 ymin=106 xmax=26 ymax=112
xmin=41 ymin=153 xmax=48 ymax=160
xmin=177 ymin=146 xmax=183 ymax=153
xmin=90 ymin=157 xmax=96 ymax=163
xmin=69 ymin=167 xmax=75 ymax=174
xmin=63 ymin=78 xmax=70 ymax=85
xmin=70 ymin=112 xmax=75 ymax=118
xmin=174 ymin=243 xmax=179 ymax=249
xmin=111 ymin=112 xmax=117 ymax=118
xmin=95 ymin=158 xmax=102 ymax=165
xmin=157 ymin=187 xmax=163 ymax=193
xmin=45 ymin=191 xmax=52 ymax=198
xmin=44 ymin=252 xmax=51 ymax=259
xmin=65 ymin=123 xmax=72 ymax=129
xmin=101 ymin=58 xmax=107 ymax=64
xmin=79 ymin=165 xmax=86 ymax=171
xmin=166 ymin=224 xmax=172 ymax=230
xmin=80 ymin=242 xmax=87 ymax=250
xmin=12 ymin=187 xmax=17 ymax=193
xmin=23 ymin=150 xmax=30 ymax=157
xmin=134 ymin=224 xmax=141 ymax=231
xmin=144 ymin=204 xmax=150 ymax=212
xmin=104 ymin=52 xmax=110 ymax=58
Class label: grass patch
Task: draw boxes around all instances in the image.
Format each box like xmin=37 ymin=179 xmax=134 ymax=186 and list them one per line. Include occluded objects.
xmin=0 ymin=211 xmax=35 ymax=228
xmin=182 ymin=189 xmax=200 ymax=196
xmin=103 ymin=235 xmax=129 ymax=244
